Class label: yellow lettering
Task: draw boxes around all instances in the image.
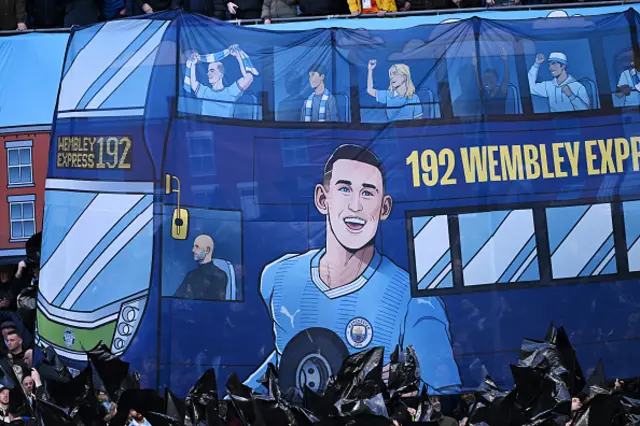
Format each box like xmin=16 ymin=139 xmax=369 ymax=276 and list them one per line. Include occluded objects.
xmin=88 ymin=153 xmax=95 ymax=168
xmin=523 ymin=145 xmax=540 ymax=179
xmin=499 ymin=145 xmax=524 ymax=181
xmin=632 ymin=137 xmax=640 ymax=171
xmin=487 ymin=146 xmax=501 ymax=182
xmin=460 ymin=147 xmax=488 ymax=183
xmin=565 ymin=142 xmax=580 ymax=177
xmin=539 ymin=144 xmax=554 ymax=179
xmin=598 ymin=139 xmax=616 ymax=174
xmin=585 ymin=140 xmax=600 ymax=175
xmin=615 ymin=138 xmax=630 ymax=173
xmin=552 ymin=143 xmax=568 ymax=178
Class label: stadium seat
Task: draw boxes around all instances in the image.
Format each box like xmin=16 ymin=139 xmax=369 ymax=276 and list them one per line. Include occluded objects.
xmin=213 ymin=258 xmax=237 ymax=301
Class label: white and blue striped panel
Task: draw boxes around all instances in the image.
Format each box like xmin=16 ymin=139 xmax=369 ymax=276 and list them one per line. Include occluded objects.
xmin=40 ymin=191 xmax=153 ymax=308
xmin=57 ymin=19 xmax=170 ymax=116
xmin=623 ymin=200 xmax=640 ymax=272
xmin=546 ymin=204 xmax=616 ymax=279
xmin=459 ymin=209 xmax=539 ymax=286
xmin=412 ymin=215 xmax=453 ymax=290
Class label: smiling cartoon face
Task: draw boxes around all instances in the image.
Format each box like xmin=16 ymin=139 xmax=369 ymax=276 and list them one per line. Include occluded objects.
xmin=315 ymin=158 xmax=392 ymax=250
xmin=548 ymin=61 xmax=565 ymax=78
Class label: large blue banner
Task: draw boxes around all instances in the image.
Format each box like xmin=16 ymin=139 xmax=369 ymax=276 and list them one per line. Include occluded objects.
xmin=38 ymin=7 xmax=640 ymax=396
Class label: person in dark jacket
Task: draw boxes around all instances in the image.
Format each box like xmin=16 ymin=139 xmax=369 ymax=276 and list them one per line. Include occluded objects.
xmin=226 ymin=0 xmax=261 ymax=19
xmin=261 ymin=0 xmax=296 ymax=23
xmin=173 ymin=234 xmax=228 ymax=301
xmin=298 ymin=0 xmax=347 ymax=15
xmin=0 ymin=0 xmax=26 ymax=30
xmin=177 ymin=0 xmax=225 ymax=19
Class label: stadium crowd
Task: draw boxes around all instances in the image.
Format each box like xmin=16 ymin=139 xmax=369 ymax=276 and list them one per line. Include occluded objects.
xmin=0 ymin=0 xmax=621 ymax=33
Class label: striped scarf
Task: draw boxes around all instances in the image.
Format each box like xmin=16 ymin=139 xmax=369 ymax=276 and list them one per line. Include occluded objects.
xmin=184 ymin=45 xmax=259 ymax=93
xmin=304 ymin=89 xmax=330 ymax=122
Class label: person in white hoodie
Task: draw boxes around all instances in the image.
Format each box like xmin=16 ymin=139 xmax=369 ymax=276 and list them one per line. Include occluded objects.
xmin=528 ymin=52 xmax=590 ymax=112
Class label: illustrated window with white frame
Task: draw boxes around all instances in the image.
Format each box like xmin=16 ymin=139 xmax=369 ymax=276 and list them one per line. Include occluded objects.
xmin=8 ymin=195 xmax=36 ymax=241
xmin=5 ymin=141 xmax=33 ymax=187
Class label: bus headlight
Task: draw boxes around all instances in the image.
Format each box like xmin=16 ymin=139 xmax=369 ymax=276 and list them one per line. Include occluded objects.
xmin=112 ymin=298 xmax=145 ymax=355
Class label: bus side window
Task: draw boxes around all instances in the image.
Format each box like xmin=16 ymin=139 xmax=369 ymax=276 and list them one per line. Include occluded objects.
xmin=410 ymin=215 xmax=453 ymax=290
xmin=546 ymin=203 xmax=616 ymax=279
xmin=458 ymin=209 xmax=539 ymax=286
xmin=623 ymin=200 xmax=640 ymax=272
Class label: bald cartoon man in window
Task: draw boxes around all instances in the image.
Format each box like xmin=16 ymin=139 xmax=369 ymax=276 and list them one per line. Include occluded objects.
xmin=174 ymin=234 xmax=228 ymax=300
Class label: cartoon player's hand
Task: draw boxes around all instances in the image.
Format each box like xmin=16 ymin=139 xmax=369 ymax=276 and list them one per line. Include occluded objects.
xmin=190 ymin=52 xmax=199 ymax=63
xmin=227 ymin=2 xmax=238 ymax=14
xmin=561 ymin=85 xmax=573 ymax=97
xmin=500 ymin=46 xmax=508 ymax=60
xmin=229 ymin=45 xmax=240 ymax=57
xmin=535 ymin=53 xmax=545 ymax=65
xmin=368 ymin=60 xmax=377 ymax=71
xmin=618 ymin=85 xmax=632 ymax=96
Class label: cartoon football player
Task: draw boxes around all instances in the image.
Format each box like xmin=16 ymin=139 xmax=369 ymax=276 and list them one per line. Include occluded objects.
xmin=244 ymin=144 xmax=460 ymax=394
xmin=188 ymin=45 xmax=255 ymax=118
xmin=528 ymin=52 xmax=590 ymax=112
xmin=615 ymin=49 xmax=640 ymax=107
xmin=367 ymin=60 xmax=423 ymax=122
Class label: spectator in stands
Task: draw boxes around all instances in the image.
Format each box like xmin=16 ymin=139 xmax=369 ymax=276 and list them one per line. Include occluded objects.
xmin=299 ymin=0 xmax=348 ymax=15
xmin=430 ymin=396 xmax=457 ymax=426
xmin=348 ymin=0 xmax=396 ymax=16
xmin=301 ymin=64 xmax=339 ymax=122
xmin=129 ymin=409 xmax=152 ymax=426
xmin=395 ymin=0 xmax=410 ymax=10
xmin=0 ymin=267 xmax=16 ymax=312
xmin=261 ymin=0 xmax=297 ymax=22
xmin=226 ymin=0 xmax=261 ymax=19
xmin=138 ymin=0 xmax=171 ymax=14
xmin=63 ymin=0 xmax=99 ymax=26
xmin=178 ymin=0 xmax=226 ymax=19
xmin=100 ymin=0 xmax=126 ymax=21
xmin=473 ymin=47 xmax=510 ymax=115
xmin=485 ymin=0 xmax=519 ymax=6
xmin=6 ymin=330 xmax=31 ymax=367
xmin=0 ymin=386 xmax=11 ymax=422
xmin=0 ymin=0 xmax=26 ymax=30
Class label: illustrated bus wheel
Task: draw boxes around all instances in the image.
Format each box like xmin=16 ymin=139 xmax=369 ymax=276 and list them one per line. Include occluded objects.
xmin=279 ymin=328 xmax=349 ymax=394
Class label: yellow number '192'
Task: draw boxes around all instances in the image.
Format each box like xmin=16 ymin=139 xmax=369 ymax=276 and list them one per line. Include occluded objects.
xmin=96 ymin=137 xmax=132 ymax=169
xmin=406 ymin=149 xmax=457 ymax=187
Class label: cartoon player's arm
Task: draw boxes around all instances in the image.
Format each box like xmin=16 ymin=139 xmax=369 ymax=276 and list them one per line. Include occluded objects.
xmin=616 ymin=71 xmax=631 ymax=98
xmin=500 ymin=47 xmax=510 ymax=97
xmin=401 ymin=296 xmax=461 ymax=394
xmin=243 ymin=253 xmax=297 ymax=390
xmin=189 ymin=53 xmax=203 ymax=94
xmin=528 ymin=54 xmax=548 ymax=98
xmin=230 ymin=45 xmax=254 ymax=92
xmin=367 ymin=60 xmax=382 ymax=101
xmin=569 ymin=84 xmax=590 ymax=111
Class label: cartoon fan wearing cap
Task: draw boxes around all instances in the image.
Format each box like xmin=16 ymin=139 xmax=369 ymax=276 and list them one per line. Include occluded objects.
xmin=528 ymin=52 xmax=590 ymax=112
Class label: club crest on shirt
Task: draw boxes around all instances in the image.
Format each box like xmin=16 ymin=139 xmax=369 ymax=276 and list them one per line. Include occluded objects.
xmin=345 ymin=317 xmax=373 ymax=349
xmin=63 ymin=328 xmax=76 ymax=348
